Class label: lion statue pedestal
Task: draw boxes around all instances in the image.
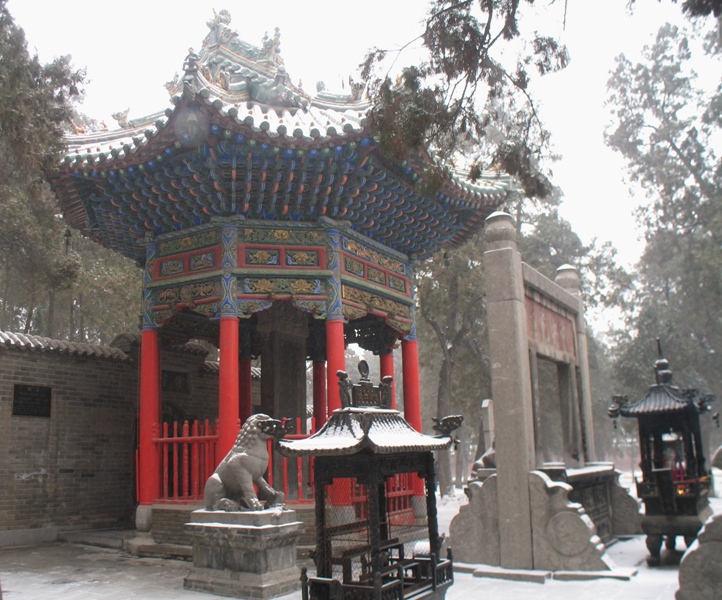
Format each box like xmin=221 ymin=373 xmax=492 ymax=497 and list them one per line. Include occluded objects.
xmin=183 ymin=414 xmax=304 ymax=599
xmin=183 ymin=508 xmax=303 ymax=599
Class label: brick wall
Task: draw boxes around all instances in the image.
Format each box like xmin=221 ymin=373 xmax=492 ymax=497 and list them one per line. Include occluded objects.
xmin=0 ymin=337 xmax=262 ymax=544
xmin=0 ymin=350 xmax=137 ymax=534
xmin=161 ymin=350 xmax=218 ymax=422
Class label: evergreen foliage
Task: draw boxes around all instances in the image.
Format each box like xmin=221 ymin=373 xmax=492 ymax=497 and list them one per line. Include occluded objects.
xmin=606 ymin=18 xmax=722 ymax=452
xmin=361 ymin=0 xmax=569 ymax=201
xmin=0 ymin=1 xmax=140 ymax=342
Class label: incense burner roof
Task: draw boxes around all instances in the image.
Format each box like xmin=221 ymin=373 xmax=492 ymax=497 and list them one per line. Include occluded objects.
xmin=278 ymin=407 xmax=452 ymax=456
xmin=51 ymin=10 xmax=513 ymax=263
xmin=609 ymin=353 xmax=716 ymax=419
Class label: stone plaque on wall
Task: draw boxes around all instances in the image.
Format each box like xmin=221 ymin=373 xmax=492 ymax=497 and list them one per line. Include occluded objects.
xmin=12 ymin=384 xmax=52 ymax=417
xmin=162 ymin=370 xmax=189 ymax=393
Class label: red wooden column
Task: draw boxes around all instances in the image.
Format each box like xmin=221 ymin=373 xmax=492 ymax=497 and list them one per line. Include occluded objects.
xmin=401 ymin=338 xmax=421 ymax=431
xmin=379 ymin=351 xmax=396 ymax=409
xmin=218 ymin=316 xmax=240 ymax=457
xmin=138 ymin=328 xmax=161 ymax=506
xmin=325 ymin=319 xmax=346 ymax=414
xmin=324 ymin=227 xmax=350 ymax=506
xmin=402 ymin=336 xmax=425 ymax=496
xmin=312 ymin=361 xmax=327 ymax=430
xmin=239 ymin=357 xmax=253 ymax=425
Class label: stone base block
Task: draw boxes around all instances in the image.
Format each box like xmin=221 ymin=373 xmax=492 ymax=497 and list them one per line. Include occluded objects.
xmin=676 ymin=512 xmax=722 ymax=600
xmin=183 ymin=508 xmax=303 ymax=599
xmin=184 ymin=565 xmax=300 ymax=599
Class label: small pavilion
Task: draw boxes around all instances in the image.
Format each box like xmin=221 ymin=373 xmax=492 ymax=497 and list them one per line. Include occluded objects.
xmin=49 ymin=10 xmax=513 ymax=529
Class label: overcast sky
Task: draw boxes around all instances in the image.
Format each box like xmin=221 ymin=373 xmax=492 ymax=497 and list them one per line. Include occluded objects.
xmin=8 ymin=0 xmax=684 ymax=267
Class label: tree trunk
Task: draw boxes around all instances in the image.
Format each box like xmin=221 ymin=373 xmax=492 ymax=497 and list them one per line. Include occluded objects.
xmin=474 ymin=414 xmax=487 ymax=461
xmin=454 ymin=436 xmax=466 ymax=488
xmin=47 ymin=288 xmax=55 ymax=339
xmin=24 ymin=294 xmax=35 ymax=334
xmin=436 ymin=357 xmax=454 ymax=496
xmin=0 ymin=256 xmax=8 ymax=331
xmin=78 ymin=292 xmax=85 ymax=341
xmin=68 ymin=293 xmax=75 ymax=341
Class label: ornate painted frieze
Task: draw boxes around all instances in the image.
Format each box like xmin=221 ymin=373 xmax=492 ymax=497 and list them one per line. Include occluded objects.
xmin=158 ymin=229 xmax=218 ymax=257
xmin=243 ymin=278 xmax=322 ymax=296
xmin=189 ymin=251 xmax=216 ymax=271
xmin=246 ymin=248 xmax=279 ymax=265
xmin=286 ymin=250 xmax=318 ymax=267
xmin=293 ymin=299 xmax=327 ymax=318
xmin=341 ymin=285 xmax=411 ymax=319
xmin=326 ymin=228 xmax=343 ymax=319
xmin=237 ymin=299 xmax=273 ymax=315
xmin=342 ymin=238 xmax=406 ymax=275
xmin=242 ymin=227 xmax=324 ymax=246
xmin=155 ymin=281 xmax=219 ymax=308
xmin=160 ymin=258 xmax=185 ymax=277
xmin=342 ymin=304 xmax=368 ymax=321
xmin=367 ymin=266 xmax=386 ymax=286
xmin=220 ymin=225 xmax=238 ymax=316
xmin=153 ymin=304 xmax=220 ymax=323
xmin=388 ymin=317 xmax=413 ymax=335
xmin=142 ymin=238 xmax=156 ymax=328
xmin=344 ymin=257 xmax=364 ymax=277
xmin=388 ymin=274 xmax=406 ymax=293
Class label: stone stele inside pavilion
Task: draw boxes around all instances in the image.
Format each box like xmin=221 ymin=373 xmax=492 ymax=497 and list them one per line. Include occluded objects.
xmin=49 ymin=10 xmax=513 ymax=524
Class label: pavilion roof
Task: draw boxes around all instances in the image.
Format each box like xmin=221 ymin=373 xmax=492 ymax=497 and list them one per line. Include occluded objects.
xmin=278 ymin=407 xmax=452 ymax=457
xmin=618 ymin=384 xmax=696 ymax=417
xmin=50 ymin=11 xmax=514 ymax=263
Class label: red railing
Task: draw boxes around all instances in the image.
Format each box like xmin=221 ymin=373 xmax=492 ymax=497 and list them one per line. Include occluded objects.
xmin=154 ymin=419 xmax=218 ymax=503
xmin=150 ymin=416 xmax=414 ymax=513
xmin=349 ymin=474 xmax=415 ymax=525
xmin=267 ymin=417 xmax=315 ymax=504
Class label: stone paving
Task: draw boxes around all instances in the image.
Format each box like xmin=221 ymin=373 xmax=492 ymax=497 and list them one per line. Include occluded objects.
xmin=0 ymin=536 xmax=683 ymax=600
xmin=1 ymin=486 xmax=718 ymax=600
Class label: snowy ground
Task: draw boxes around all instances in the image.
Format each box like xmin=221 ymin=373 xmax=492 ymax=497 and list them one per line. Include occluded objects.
xmin=0 ymin=470 xmax=719 ymax=600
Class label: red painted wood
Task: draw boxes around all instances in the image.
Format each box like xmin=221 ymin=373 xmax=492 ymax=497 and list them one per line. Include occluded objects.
xmin=379 ymin=351 xmax=396 ymax=409
xmin=325 ymin=319 xmax=346 ymax=414
xmin=402 ymin=338 xmax=426 ymax=496
xmin=191 ymin=420 xmax=200 ymax=498
xmin=138 ymin=328 xmax=161 ymax=505
xmin=218 ymin=316 xmax=240 ymax=458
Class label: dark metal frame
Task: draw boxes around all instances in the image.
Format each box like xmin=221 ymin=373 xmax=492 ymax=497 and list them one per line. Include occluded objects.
xmin=302 ymin=451 xmax=452 ymax=600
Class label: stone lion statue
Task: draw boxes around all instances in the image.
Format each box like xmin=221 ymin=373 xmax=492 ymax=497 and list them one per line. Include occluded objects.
xmin=204 ymin=413 xmax=287 ymax=511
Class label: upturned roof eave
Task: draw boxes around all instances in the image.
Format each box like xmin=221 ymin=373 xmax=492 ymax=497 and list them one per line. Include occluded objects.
xmin=277 ymin=407 xmax=452 ymax=457
xmin=619 ymin=384 xmax=695 ymax=417
xmin=56 ymin=88 xmax=513 ymax=205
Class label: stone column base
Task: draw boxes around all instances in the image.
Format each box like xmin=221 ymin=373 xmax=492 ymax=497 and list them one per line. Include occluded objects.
xmin=183 ymin=508 xmax=303 ymax=599
xmin=184 ymin=565 xmax=301 ymax=599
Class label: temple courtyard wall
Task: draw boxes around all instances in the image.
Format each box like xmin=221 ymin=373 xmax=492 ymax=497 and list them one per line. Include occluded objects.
xmin=0 ymin=333 xmax=244 ymax=547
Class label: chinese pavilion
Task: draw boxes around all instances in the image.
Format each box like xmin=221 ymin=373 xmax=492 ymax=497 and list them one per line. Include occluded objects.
xmin=609 ymin=343 xmax=715 ymax=564
xmin=49 ymin=10 xmax=513 ymax=529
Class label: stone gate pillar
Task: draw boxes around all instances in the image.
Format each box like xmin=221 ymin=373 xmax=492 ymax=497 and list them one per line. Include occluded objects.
xmin=483 ymin=211 xmax=536 ymax=569
xmin=554 ymin=265 xmax=596 ymax=462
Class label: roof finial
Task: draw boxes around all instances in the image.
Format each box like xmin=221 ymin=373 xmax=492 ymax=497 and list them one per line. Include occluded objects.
xmin=654 ymin=338 xmax=673 ymax=385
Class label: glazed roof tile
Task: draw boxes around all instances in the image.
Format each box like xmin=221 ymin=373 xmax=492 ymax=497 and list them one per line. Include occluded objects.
xmin=0 ymin=331 xmax=129 ymax=360
xmin=619 ymin=384 xmax=695 ymax=416
xmin=278 ymin=407 xmax=452 ymax=456
xmin=50 ymin=11 xmax=513 ymax=263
